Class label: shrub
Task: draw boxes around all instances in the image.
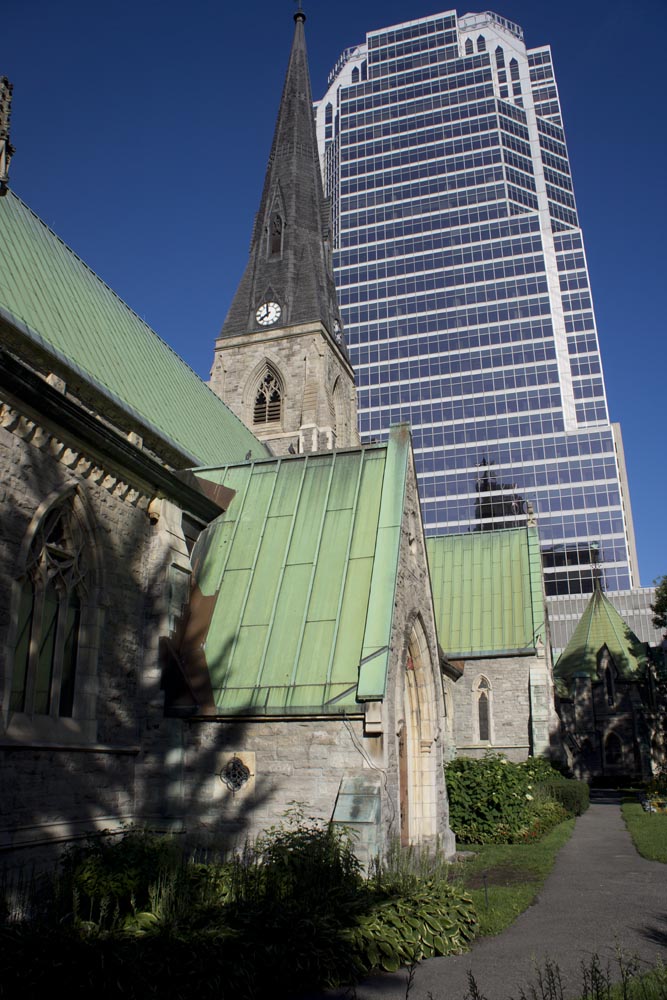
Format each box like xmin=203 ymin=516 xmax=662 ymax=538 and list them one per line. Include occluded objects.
xmin=60 ymin=828 xmax=181 ymax=927
xmin=446 ymin=754 xmax=583 ymax=844
xmin=445 ymin=753 xmax=535 ymax=844
xmin=537 ymin=778 xmax=590 ymax=816
xmin=2 ymin=811 xmax=480 ymax=996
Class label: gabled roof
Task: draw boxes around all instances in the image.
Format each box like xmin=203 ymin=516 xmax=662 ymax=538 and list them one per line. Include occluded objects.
xmin=0 ymin=191 xmax=265 ymax=467
xmin=426 ymin=525 xmax=544 ymax=657
xmin=554 ymin=585 xmax=648 ymax=692
xmin=218 ymin=12 xmax=347 ymax=358
xmin=184 ymin=426 xmax=411 ymax=715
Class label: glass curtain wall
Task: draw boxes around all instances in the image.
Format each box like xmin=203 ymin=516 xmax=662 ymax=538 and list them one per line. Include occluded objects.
xmin=316 ymin=9 xmax=637 ymax=596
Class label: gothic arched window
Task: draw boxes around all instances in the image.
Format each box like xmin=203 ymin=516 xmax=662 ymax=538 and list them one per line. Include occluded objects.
xmin=495 ymin=46 xmax=505 ymax=68
xmin=477 ymin=34 xmax=486 ymax=52
xmin=269 ymin=214 xmax=284 ymax=257
xmin=253 ymin=366 xmax=283 ymax=425
xmin=474 ymin=676 xmax=492 ymax=742
xmin=351 ymin=66 xmax=360 ymax=83
xmin=465 ymin=38 xmax=473 ymax=55
xmin=11 ymin=497 xmax=88 ymax=718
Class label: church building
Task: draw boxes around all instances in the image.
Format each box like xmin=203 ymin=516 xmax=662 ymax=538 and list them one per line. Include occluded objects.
xmin=3 ymin=8 xmax=610 ymax=875
xmin=0 ymin=11 xmax=459 ymax=866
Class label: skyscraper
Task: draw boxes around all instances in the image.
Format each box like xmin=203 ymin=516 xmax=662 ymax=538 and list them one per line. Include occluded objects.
xmin=315 ymin=9 xmax=639 ymax=599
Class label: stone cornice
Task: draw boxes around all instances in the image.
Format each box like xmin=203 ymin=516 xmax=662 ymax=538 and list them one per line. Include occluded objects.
xmin=0 ymin=348 xmax=224 ymax=524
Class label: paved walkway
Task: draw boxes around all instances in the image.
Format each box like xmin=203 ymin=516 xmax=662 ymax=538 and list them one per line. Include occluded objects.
xmin=310 ymin=791 xmax=667 ymax=1000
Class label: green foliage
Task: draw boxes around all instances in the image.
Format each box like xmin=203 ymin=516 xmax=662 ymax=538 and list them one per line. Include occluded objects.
xmin=1 ymin=810 xmax=480 ymax=997
xmin=344 ymin=881 xmax=477 ymax=973
xmin=60 ymin=828 xmax=181 ymax=927
xmin=446 ymin=754 xmax=586 ymax=844
xmin=651 ymin=575 xmax=667 ymax=630
xmin=536 ymin=778 xmax=590 ymax=817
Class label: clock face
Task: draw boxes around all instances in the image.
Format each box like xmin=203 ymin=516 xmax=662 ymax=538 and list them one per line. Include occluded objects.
xmin=256 ymin=301 xmax=281 ymax=326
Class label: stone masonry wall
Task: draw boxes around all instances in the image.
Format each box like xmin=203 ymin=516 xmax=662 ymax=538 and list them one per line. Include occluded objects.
xmin=450 ymin=657 xmax=534 ymax=762
xmin=181 ymin=717 xmax=368 ymax=850
xmin=0 ymin=399 xmax=191 ymax=868
xmin=210 ymin=324 xmax=358 ymax=454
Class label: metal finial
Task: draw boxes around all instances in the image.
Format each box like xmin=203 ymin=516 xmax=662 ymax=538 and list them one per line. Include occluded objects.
xmin=293 ymin=0 xmax=306 ymax=23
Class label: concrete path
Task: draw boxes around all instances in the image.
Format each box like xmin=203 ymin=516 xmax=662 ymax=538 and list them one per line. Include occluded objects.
xmin=308 ymin=791 xmax=667 ymax=1000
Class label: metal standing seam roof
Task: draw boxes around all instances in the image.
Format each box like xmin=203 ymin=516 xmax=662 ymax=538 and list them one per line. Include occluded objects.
xmin=0 ymin=191 xmax=265 ymax=467
xmin=190 ymin=426 xmax=411 ymax=715
xmin=426 ymin=525 xmax=544 ymax=657
xmin=554 ymin=585 xmax=648 ymax=693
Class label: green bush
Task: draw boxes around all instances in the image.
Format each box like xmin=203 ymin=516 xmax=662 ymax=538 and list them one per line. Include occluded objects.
xmin=445 ymin=753 xmax=535 ymax=844
xmin=537 ymin=777 xmax=590 ymax=816
xmin=2 ymin=811 xmax=480 ymax=997
xmin=446 ymin=753 xmax=583 ymax=844
xmin=60 ymin=829 xmax=181 ymax=927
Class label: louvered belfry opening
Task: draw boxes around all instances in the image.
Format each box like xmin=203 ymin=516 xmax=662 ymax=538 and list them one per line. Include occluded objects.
xmin=254 ymin=368 xmax=282 ymax=424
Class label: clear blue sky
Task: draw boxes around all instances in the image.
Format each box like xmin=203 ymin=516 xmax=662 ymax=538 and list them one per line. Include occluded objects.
xmin=3 ymin=0 xmax=666 ymax=588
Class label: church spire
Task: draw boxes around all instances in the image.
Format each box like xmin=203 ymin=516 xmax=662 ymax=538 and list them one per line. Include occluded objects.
xmin=218 ymin=9 xmax=346 ymax=355
xmin=210 ymin=11 xmax=358 ymax=456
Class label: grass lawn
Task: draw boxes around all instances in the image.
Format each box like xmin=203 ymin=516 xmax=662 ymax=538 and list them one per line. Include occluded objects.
xmin=622 ymin=800 xmax=667 ymax=863
xmin=449 ymin=819 xmax=575 ymax=937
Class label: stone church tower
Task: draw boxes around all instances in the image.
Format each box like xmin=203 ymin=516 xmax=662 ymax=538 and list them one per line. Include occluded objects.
xmin=209 ymin=11 xmax=358 ymax=455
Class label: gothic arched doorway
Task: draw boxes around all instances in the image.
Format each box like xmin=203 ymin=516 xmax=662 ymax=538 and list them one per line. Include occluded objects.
xmin=397 ymin=619 xmax=440 ymax=846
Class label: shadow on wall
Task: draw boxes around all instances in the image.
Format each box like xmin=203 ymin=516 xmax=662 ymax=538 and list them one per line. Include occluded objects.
xmin=0 ymin=443 xmax=270 ymax=877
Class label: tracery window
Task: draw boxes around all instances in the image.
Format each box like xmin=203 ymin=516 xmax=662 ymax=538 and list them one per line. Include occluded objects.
xmin=253 ymin=366 xmax=283 ymax=424
xmin=11 ymin=498 xmax=87 ymax=718
xmin=474 ymin=675 xmax=492 ymax=742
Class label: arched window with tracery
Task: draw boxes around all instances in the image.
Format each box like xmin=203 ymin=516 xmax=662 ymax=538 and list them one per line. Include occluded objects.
xmin=253 ymin=365 xmax=283 ymax=425
xmin=474 ymin=675 xmax=492 ymax=742
xmin=11 ymin=496 xmax=88 ymax=718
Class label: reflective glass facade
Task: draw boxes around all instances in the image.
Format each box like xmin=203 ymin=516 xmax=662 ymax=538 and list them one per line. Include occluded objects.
xmin=316 ymin=9 xmax=638 ymax=596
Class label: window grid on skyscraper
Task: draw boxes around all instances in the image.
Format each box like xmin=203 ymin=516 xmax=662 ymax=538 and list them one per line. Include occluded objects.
xmin=316 ymin=9 xmax=638 ymax=598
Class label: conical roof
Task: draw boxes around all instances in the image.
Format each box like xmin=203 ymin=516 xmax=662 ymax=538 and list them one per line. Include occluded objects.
xmin=219 ymin=12 xmax=347 ymax=358
xmin=554 ymin=583 xmax=649 ymax=693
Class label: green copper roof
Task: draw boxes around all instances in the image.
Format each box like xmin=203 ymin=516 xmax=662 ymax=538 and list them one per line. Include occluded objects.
xmin=426 ymin=526 xmax=544 ymax=657
xmin=188 ymin=426 xmax=411 ymax=715
xmin=0 ymin=191 xmax=265 ymax=466
xmin=554 ymin=586 xmax=648 ymax=692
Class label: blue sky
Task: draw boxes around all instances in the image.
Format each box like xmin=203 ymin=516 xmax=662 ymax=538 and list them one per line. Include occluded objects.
xmin=3 ymin=0 xmax=666 ymax=588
